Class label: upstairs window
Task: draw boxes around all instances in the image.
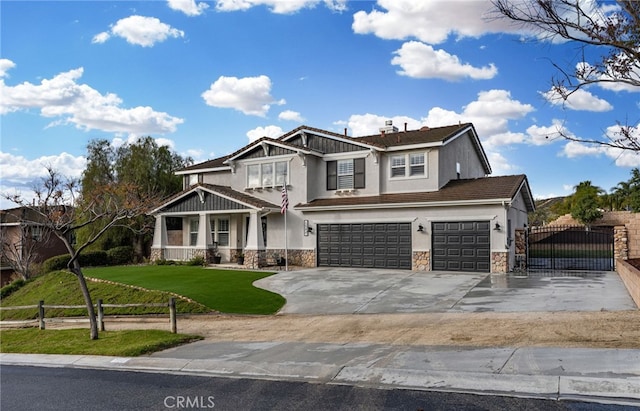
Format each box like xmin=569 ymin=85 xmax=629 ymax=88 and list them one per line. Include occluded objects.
xmin=247 ymin=161 xmax=288 ymax=188
xmin=390 ymin=153 xmax=426 ymax=178
xmin=327 ymin=158 xmax=365 ymax=190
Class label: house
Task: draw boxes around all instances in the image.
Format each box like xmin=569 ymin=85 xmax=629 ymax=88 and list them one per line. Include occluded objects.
xmin=0 ymin=206 xmax=70 ymax=285
xmin=150 ymin=122 xmax=535 ymax=273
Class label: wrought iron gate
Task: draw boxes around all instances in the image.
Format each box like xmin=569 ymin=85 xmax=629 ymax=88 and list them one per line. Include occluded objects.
xmin=527 ymin=225 xmax=614 ymax=271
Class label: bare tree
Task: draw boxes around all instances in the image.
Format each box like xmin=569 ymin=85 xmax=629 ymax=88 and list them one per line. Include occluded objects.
xmin=4 ymin=168 xmax=157 ymax=340
xmin=492 ymin=0 xmax=639 ymax=150
xmin=0 ymin=209 xmax=52 ymax=280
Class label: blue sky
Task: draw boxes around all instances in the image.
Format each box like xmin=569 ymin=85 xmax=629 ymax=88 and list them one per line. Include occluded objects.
xmin=1 ymin=0 xmax=638 ymax=209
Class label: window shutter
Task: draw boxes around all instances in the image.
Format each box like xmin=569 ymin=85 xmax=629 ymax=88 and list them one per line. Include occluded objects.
xmin=354 ymin=158 xmax=365 ymax=189
xmin=327 ymin=161 xmax=337 ymax=190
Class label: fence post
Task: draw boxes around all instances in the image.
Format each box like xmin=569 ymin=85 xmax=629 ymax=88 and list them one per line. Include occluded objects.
xmin=169 ymin=297 xmax=176 ymax=334
xmin=97 ymin=299 xmax=105 ymax=332
xmin=38 ymin=300 xmax=45 ymax=330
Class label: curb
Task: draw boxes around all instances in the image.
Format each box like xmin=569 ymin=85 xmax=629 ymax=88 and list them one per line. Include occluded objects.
xmin=2 ymin=353 xmax=639 ymax=406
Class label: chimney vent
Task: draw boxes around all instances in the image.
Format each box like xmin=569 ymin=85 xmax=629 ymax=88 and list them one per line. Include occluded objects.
xmin=379 ymin=120 xmax=398 ymax=134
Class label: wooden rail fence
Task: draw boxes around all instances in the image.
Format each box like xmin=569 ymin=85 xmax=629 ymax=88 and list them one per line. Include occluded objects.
xmin=0 ymin=298 xmax=177 ymax=333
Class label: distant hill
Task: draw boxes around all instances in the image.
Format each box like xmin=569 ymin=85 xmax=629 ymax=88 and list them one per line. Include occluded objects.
xmin=534 ymin=196 xmax=565 ymax=211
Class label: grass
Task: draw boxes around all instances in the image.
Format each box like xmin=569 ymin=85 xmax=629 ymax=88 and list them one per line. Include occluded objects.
xmin=85 ymin=265 xmax=285 ymax=315
xmin=0 ymin=271 xmax=210 ymax=321
xmin=0 ymin=328 xmax=202 ymax=356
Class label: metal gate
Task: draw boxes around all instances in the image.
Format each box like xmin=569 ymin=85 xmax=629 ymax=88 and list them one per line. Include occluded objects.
xmin=527 ymin=225 xmax=614 ymax=271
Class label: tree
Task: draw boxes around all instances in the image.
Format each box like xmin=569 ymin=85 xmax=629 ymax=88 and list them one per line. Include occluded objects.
xmin=4 ymin=168 xmax=157 ymax=339
xmin=0 ymin=208 xmax=52 ymax=280
xmin=492 ymin=0 xmax=639 ymax=151
xmin=570 ymin=181 xmax=604 ymax=226
xmin=79 ymin=137 xmax=191 ymax=261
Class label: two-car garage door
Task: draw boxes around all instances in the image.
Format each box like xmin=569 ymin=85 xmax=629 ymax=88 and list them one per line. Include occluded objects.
xmin=317 ymin=223 xmax=412 ymax=269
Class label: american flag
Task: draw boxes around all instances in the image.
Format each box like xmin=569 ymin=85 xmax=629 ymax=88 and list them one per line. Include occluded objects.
xmin=281 ymin=184 xmax=289 ymax=214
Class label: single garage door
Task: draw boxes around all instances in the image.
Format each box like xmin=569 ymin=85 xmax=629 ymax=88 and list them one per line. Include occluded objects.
xmin=317 ymin=223 xmax=412 ymax=269
xmin=432 ymin=221 xmax=490 ymax=272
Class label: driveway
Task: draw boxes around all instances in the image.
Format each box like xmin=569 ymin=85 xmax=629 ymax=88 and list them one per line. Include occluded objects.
xmin=254 ymin=268 xmax=637 ymax=314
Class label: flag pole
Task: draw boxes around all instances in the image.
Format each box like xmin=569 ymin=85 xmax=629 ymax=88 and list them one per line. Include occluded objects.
xmin=281 ymin=181 xmax=289 ymax=271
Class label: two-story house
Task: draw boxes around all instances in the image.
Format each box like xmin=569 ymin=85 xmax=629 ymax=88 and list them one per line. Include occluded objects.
xmin=150 ymin=122 xmax=535 ymax=273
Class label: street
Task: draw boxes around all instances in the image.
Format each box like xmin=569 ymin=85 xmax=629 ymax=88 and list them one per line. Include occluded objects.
xmin=1 ymin=365 xmax=635 ymax=411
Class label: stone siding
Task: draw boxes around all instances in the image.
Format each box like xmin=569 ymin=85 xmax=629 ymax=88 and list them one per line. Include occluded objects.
xmin=412 ymin=251 xmax=430 ymax=271
xmin=491 ymin=251 xmax=508 ymax=273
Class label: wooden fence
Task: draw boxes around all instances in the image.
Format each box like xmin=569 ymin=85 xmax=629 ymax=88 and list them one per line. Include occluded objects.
xmin=0 ymin=298 xmax=177 ymax=333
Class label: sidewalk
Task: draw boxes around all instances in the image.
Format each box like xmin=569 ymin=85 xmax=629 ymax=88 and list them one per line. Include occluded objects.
xmin=2 ymin=342 xmax=639 ymax=406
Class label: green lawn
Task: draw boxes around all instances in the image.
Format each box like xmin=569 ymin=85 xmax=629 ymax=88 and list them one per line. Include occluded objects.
xmin=0 ymin=271 xmax=210 ymax=321
xmin=85 ymin=265 xmax=285 ymax=315
xmin=0 ymin=328 xmax=202 ymax=356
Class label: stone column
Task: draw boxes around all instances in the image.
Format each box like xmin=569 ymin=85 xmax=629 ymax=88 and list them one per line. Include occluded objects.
xmin=614 ymin=225 xmax=629 ymax=261
xmin=244 ymin=211 xmax=265 ymax=268
xmin=150 ymin=215 xmax=167 ymax=261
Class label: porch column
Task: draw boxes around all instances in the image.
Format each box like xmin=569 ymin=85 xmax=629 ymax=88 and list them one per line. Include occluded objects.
xmin=197 ymin=213 xmax=208 ymax=248
xmin=245 ymin=211 xmax=265 ymax=250
xmin=152 ymin=215 xmax=167 ymax=248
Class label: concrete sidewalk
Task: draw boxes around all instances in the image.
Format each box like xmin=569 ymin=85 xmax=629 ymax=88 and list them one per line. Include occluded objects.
xmin=2 ymin=343 xmax=639 ymax=406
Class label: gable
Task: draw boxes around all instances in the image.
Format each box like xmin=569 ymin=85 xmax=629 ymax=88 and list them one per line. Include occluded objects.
xmin=286 ymin=132 xmax=369 ymax=154
xmin=159 ymin=191 xmax=248 ymax=213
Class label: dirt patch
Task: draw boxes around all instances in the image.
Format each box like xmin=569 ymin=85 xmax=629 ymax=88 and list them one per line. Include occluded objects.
xmin=99 ymin=310 xmax=640 ymax=349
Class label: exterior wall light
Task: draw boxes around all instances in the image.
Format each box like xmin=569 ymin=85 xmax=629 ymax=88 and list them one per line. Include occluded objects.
xmin=417 ymin=224 xmax=424 ymax=232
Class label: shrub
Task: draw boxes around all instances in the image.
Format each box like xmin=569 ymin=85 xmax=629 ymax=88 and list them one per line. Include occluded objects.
xmin=42 ymin=254 xmax=71 ymax=273
xmin=79 ymin=250 xmax=109 ymax=267
xmin=155 ymin=259 xmax=177 ymax=266
xmin=0 ymin=279 xmax=26 ymax=299
xmin=187 ymin=255 xmax=206 ymax=266
xmin=107 ymin=246 xmax=134 ymax=266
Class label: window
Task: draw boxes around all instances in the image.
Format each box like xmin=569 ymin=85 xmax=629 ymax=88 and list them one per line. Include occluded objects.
xmin=209 ymin=218 xmax=230 ymax=246
xmin=189 ymin=218 xmax=199 ymax=246
xmin=326 ymin=158 xmax=365 ymax=190
xmin=29 ymin=226 xmax=43 ymax=241
xmin=391 ymin=155 xmax=405 ymax=177
xmin=247 ymin=161 xmax=288 ymax=188
xmin=261 ymin=163 xmax=273 ymax=187
xmin=188 ymin=174 xmax=199 ymax=186
xmin=166 ymin=217 xmax=182 ymax=231
xmin=409 ymin=153 xmax=425 ymax=176
xmin=390 ymin=153 xmax=426 ymax=178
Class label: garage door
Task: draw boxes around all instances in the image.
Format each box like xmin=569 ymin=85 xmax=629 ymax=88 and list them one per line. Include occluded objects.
xmin=432 ymin=221 xmax=490 ymax=272
xmin=317 ymin=223 xmax=412 ymax=269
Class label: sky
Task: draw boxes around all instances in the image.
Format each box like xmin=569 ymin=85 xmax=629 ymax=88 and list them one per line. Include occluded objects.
xmin=1 ymin=0 xmax=639 ymax=210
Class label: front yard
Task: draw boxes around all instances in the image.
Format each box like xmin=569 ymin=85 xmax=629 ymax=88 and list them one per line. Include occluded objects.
xmin=85 ymin=265 xmax=285 ymax=315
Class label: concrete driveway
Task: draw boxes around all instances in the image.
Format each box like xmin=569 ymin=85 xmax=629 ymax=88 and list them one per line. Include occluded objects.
xmin=254 ymin=268 xmax=637 ymax=314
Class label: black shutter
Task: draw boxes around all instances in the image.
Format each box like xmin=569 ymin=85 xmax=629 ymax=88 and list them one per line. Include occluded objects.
xmin=354 ymin=158 xmax=365 ymax=189
xmin=327 ymin=160 xmax=337 ymax=190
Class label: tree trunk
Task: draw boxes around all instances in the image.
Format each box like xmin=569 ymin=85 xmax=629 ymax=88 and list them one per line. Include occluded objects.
xmin=133 ymin=234 xmax=145 ymax=263
xmin=70 ymin=260 xmax=99 ymax=340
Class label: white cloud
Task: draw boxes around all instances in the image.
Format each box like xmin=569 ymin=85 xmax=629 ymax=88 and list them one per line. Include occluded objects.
xmin=346 ymin=113 xmax=421 ymax=137
xmin=423 ymin=89 xmax=534 ymax=137
xmin=246 ymin=125 xmax=284 ymax=142
xmin=391 ymin=41 xmax=497 ymax=81
xmin=94 ymin=15 xmax=184 ymax=47
xmin=525 ymin=120 xmax=571 ymax=146
xmin=0 ymin=67 xmax=184 ymax=134
xmin=215 ymin=0 xmax=347 ymax=14
xmin=278 ymin=110 xmax=305 ymax=122
xmin=201 ymin=75 xmax=285 ymax=117
xmin=486 ymin=151 xmax=518 ymax=175
xmin=542 ymin=87 xmax=613 ymax=111
xmin=167 ymin=0 xmax=209 ymax=16
xmin=0 ymin=58 xmax=16 ymax=77
xmin=0 ymin=152 xmax=86 ymax=209
xmin=352 ymin=0 xmax=515 ymax=45
xmin=562 ymin=140 xmax=602 ymax=159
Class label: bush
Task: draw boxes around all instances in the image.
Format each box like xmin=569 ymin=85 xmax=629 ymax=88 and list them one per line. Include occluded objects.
xmin=0 ymin=279 xmax=26 ymax=299
xmin=155 ymin=259 xmax=177 ymax=266
xmin=187 ymin=255 xmax=206 ymax=266
xmin=42 ymin=254 xmax=71 ymax=273
xmin=79 ymin=250 xmax=109 ymax=267
xmin=107 ymin=246 xmax=134 ymax=266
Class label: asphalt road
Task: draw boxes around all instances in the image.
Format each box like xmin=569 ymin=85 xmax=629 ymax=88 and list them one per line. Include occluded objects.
xmin=1 ymin=365 xmax=636 ymax=411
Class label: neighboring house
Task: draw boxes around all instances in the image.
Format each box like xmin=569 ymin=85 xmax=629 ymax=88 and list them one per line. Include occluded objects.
xmin=0 ymin=206 xmax=70 ymax=285
xmin=150 ymin=122 xmax=535 ymax=273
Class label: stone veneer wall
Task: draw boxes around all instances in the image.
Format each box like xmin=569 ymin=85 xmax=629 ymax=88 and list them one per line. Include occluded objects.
xmin=491 ymin=251 xmax=508 ymax=273
xmin=412 ymin=251 xmax=430 ymax=271
xmin=150 ymin=248 xmax=162 ymax=262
